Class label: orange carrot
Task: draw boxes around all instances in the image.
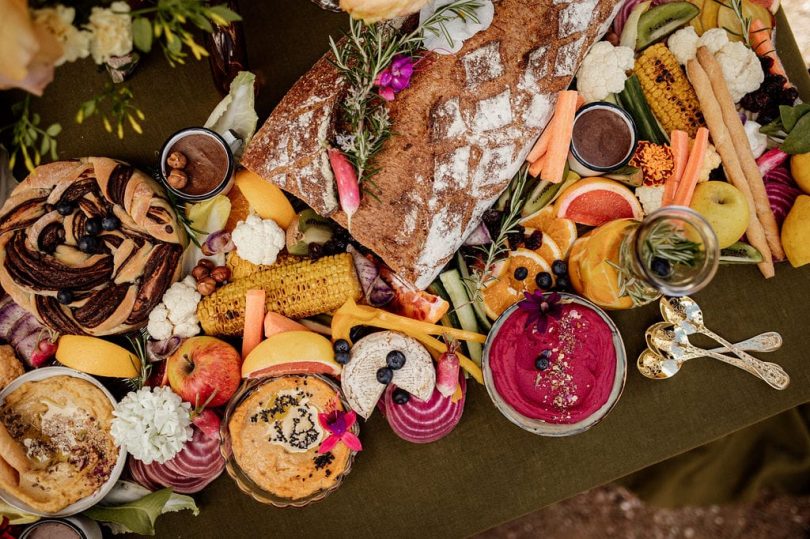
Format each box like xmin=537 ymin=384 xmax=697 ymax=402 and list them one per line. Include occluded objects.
xmin=242 ymin=289 xmax=266 ymax=358
xmin=528 ymin=154 xmax=547 ymax=178
xmin=749 ymin=19 xmax=788 ymax=82
xmin=543 ymin=90 xmax=579 ymax=184
xmin=673 ymin=127 xmax=709 ymax=206
xmin=527 ymin=94 xmax=586 ymax=164
xmin=662 ymin=130 xmax=689 ymax=205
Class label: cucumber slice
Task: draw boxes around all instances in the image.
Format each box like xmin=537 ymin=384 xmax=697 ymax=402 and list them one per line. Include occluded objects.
xmin=439 ymin=269 xmax=483 ymax=364
xmin=455 ymin=252 xmax=492 ymax=331
xmin=618 ymin=75 xmax=669 ymax=145
xmin=719 ymin=241 xmax=764 ymax=264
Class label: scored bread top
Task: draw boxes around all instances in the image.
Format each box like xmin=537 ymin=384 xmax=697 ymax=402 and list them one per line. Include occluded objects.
xmin=242 ymin=0 xmax=621 ymax=288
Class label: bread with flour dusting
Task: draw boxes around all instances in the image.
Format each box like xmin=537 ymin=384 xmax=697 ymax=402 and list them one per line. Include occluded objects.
xmin=242 ymin=0 xmax=621 ymax=288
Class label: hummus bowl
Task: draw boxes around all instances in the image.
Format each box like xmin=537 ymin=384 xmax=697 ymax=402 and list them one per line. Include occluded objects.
xmin=482 ymin=294 xmax=627 ymax=436
xmin=0 ymin=367 xmax=126 ymax=517
xmin=221 ymin=373 xmax=359 ymax=508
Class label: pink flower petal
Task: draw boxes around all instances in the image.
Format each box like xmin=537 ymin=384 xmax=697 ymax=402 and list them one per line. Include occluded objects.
xmin=341 ymin=432 xmax=363 ymax=451
xmin=379 ymin=87 xmax=395 ymax=101
xmin=344 ymin=411 xmax=357 ymax=429
xmin=318 ymin=435 xmax=339 ymax=454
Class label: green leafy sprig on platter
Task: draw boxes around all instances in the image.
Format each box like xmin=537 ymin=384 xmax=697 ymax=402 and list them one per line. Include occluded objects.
xmin=720 ymin=0 xmax=752 ymax=47
xmin=76 ymin=83 xmax=145 ymax=140
xmin=126 ymin=331 xmax=153 ymax=391
xmin=328 ymin=0 xmax=483 ymax=190
xmin=164 ymin=188 xmax=204 ymax=248
xmin=0 ymin=96 xmax=62 ymax=172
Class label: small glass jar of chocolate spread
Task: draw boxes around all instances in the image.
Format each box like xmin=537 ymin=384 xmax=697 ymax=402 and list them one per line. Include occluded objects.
xmin=159 ymin=127 xmax=236 ymax=202
xmin=568 ymin=102 xmax=638 ymax=177
xmin=20 ymin=516 xmax=101 ymax=539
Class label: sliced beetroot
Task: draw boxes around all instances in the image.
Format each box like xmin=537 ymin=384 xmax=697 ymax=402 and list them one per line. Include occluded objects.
xmin=382 ymin=374 xmax=466 ymax=444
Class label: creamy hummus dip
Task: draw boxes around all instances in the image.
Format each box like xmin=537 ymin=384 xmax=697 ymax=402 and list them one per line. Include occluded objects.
xmin=0 ymin=376 xmax=117 ymax=513
xmin=229 ymin=375 xmax=351 ymax=501
xmin=488 ymin=303 xmax=617 ymax=424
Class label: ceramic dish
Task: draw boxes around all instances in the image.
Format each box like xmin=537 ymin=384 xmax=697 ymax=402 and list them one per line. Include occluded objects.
xmin=0 ymin=367 xmax=126 ymax=517
xmin=220 ymin=373 xmax=358 ymax=508
xmin=482 ymin=294 xmax=627 ymax=437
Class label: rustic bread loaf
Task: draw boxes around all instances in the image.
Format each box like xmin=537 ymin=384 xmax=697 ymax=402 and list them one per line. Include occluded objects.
xmin=242 ymin=0 xmax=621 ymax=288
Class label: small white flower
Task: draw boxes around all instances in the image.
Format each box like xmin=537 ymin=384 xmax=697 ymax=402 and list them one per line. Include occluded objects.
xmin=336 ymin=133 xmax=356 ymax=153
xmin=31 ymin=5 xmax=91 ymax=66
xmin=111 ymin=386 xmax=193 ymax=464
xmin=86 ymin=1 xmax=133 ymax=65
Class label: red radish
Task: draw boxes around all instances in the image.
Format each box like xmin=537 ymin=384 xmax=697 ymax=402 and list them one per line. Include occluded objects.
xmin=757 ymin=148 xmax=790 ymax=177
xmin=327 ymin=148 xmax=360 ymax=229
xmin=381 ymin=374 xmax=466 ymax=444
xmin=435 ymin=340 xmax=460 ymax=398
xmin=191 ymin=409 xmax=222 ymax=440
xmin=30 ymin=336 xmax=57 ymax=368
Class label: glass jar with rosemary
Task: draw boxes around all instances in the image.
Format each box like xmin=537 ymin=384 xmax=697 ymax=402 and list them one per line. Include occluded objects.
xmin=574 ymin=207 xmax=719 ymax=309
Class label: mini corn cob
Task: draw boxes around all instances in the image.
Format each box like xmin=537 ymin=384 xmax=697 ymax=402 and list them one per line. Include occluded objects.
xmin=198 ymin=253 xmax=362 ymax=336
xmin=226 ymin=251 xmax=302 ymax=281
xmin=635 ymin=44 xmax=705 ymax=137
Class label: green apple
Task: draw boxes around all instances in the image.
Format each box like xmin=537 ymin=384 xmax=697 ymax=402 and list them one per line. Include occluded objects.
xmin=689 ymin=181 xmax=750 ymax=249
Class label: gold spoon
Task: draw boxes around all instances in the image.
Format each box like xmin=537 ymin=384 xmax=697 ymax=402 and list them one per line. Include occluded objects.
xmin=647 ymin=325 xmax=790 ymax=389
xmin=638 ymin=325 xmax=783 ymax=380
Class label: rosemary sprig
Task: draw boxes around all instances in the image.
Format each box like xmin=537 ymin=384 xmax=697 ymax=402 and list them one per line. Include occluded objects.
xmin=328 ymin=0 xmax=483 ymax=187
xmin=126 ymin=332 xmax=153 ymax=391
xmin=719 ymin=0 xmax=752 ymax=47
xmin=0 ymin=96 xmax=61 ymax=172
xmin=165 ymin=189 xmax=204 ymax=248
xmin=462 ymin=166 xmax=530 ymax=304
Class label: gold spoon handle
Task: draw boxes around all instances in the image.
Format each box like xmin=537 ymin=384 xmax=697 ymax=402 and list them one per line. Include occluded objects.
xmin=702 ymin=349 xmax=790 ymax=390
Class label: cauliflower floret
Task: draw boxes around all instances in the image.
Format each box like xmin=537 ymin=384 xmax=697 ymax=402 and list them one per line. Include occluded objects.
xmin=716 ymin=41 xmax=764 ymax=102
xmin=147 ymin=277 xmax=201 ymax=340
xmin=697 ymin=143 xmax=722 ymax=182
xmin=232 ymin=214 xmax=286 ymax=266
xmin=576 ymin=41 xmax=635 ymax=103
xmin=699 ymin=28 xmax=730 ymax=55
xmin=635 ymin=185 xmax=664 ymax=215
xmin=744 ymin=120 xmax=768 ymax=158
xmin=668 ymin=27 xmax=700 ymax=65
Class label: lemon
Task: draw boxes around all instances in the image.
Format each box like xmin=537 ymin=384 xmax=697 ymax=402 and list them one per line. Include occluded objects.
xmin=790 ymin=153 xmax=810 ymax=195
xmin=56 ymin=335 xmax=140 ymax=378
xmin=781 ymin=195 xmax=810 ymax=268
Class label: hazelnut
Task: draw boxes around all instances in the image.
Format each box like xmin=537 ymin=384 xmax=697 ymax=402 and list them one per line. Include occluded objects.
xmin=191 ymin=265 xmax=210 ymax=281
xmin=167 ymin=168 xmax=188 ymax=190
xmin=210 ymin=266 xmax=231 ymax=283
xmin=196 ymin=277 xmax=217 ymax=296
xmin=197 ymin=258 xmax=215 ymax=270
xmin=167 ymin=151 xmax=187 ymax=169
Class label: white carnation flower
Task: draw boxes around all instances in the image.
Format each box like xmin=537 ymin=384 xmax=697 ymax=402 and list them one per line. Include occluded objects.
xmin=111 ymin=386 xmax=193 ymax=464
xmin=86 ymin=1 xmax=133 ymax=65
xmin=32 ymin=5 xmax=91 ymax=66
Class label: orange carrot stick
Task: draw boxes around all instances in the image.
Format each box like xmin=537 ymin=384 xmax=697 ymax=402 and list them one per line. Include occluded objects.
xmin=527 ymin=94 xmax=585 ymax=164
xmin=673 ymin=127 xmax=709 ymax=206
xmin=662 ymin=130 xmax=689 ymax=205
xmin=544 ymin=90 xmax=579 ymax=184
xmin=749 ymin=19 xmax=788 ymax=82
xmin=528 ymin=154 xmax=547 ymax=178
xmin=242 ymin=289 xmax=266 ymax=358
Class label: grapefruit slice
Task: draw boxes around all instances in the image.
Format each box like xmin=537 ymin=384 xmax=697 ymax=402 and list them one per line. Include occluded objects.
xmin=555 ymin=178 xmax=643 ymax=227
xmin=242 ymin=331 xmax=341 ymax=378
xmin=519 ymin=206 xmax=578 ymax=257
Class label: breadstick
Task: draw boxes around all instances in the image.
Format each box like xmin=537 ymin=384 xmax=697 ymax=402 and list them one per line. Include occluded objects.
xmin=696 ymin=47 xmax=785 ymax=260
xmin=686 ymin=58 xmax=775 ymax=278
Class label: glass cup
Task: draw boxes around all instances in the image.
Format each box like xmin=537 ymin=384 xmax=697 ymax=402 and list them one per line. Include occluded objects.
xmin=159 ymin=127 xmax=235 ymax=202
xmin=568 ymin=102 xmax=639 ymax=177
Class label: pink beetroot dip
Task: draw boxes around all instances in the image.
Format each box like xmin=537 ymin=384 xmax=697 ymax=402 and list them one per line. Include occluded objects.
xmin=488 ymin=303 xmax=617 ymax=424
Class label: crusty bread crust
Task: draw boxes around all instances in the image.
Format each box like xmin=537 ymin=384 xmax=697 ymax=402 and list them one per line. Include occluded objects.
xmin=243 ymin=0 xmax=621 ymax=288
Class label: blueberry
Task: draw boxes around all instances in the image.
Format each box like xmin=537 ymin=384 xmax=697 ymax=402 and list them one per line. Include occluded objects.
xmin=551 ymin=260 xmax=568 ymax=276
xmin=555 ymin=275 xmax=571 ymax=291
xmin=334 ymin=351 xmax=350 ymax=365
xmin=56 ymin=289 xmax=73 ymax=305
xmin=513 ymin=266 xmax=529 ymax=281
xmin=56 ymin=201 xmax=73 ymax=216
xmin=376 ymin=367 xmax=393 ymax=385
xmin=77 ymin=235 xmax=98 ymax=253
xmin=535 ymin=272 xmax=553 ymax=290
xmin=333 ymin=339 xmax=350 ymax=354
xmin=650 ymin=257 xmax=672 ymax=278
xmin=349 ymin=326 xmax=371 ymax=343
xmin=84 ymin=217 xmax=102 ymax=236
xmin=392 ymin=388 xmax=410 ymax=405
xmin=101 ymin=215 xmax=120 ymax=231
xmin=386 ymin=350 xmax=406 ymax=370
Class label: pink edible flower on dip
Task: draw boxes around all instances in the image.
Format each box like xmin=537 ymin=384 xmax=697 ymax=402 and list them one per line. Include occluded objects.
xmin=518 ymin=290 xmax=562 ymax=333
xmin=317 ymin=409 xmax=363 ymax=453
xmin=374 ymin=55 xmax=414 ymax=101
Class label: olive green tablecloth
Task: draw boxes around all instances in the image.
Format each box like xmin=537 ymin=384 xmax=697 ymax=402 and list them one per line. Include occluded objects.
xmin=4 ymin=2 xmax=810 ymax=537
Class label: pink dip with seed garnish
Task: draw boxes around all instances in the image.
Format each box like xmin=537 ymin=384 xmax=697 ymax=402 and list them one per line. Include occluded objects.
xmin=488 ymin=303 xmax=616 ymax=424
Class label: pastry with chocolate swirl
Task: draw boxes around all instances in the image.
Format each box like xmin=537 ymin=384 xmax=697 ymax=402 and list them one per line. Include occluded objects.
xmin=0 ymin=158 xmax=186 ymax=336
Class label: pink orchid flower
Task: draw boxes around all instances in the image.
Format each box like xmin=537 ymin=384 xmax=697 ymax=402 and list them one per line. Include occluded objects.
xmin=373 ymin=55 xmax=414 ymax=102
xmin=317 ymin=409 xmax=363 ymax=454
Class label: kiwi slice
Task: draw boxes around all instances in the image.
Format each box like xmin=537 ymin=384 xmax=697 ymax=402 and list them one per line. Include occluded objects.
xmin=636 ymin=2 xmax=700 ymax=50
xmin=719 ymin=241 xmax=764 ymax=264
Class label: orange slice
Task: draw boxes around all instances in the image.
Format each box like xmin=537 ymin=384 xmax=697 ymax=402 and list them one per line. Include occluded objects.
xmin=481 ymin=251 xmax=552 ymax=320
xmin=225 ymin=183 xmax=250 ymax=232
xmin=482 ymin=278 xmax=522 ymax=321
xmin=555 ymin=177 xmax=643 ymax=227
xmin=519 ymin=206 xmax=578 ymax=258
xmin=524 ymin=228 xmax=562 ymax=265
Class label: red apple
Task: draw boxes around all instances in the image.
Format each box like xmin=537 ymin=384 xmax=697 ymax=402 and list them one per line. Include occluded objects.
xmin=167 ymin=336 xmax=241 ymax=407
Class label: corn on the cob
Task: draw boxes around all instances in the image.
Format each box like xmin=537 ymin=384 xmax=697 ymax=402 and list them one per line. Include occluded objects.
xmin=226 ymin=251 xmax=302 ymax=281
xmin=198 ymin=253 xmax=362 ymax=336
xmin=635 ymin=44 xmax=705 ymax=137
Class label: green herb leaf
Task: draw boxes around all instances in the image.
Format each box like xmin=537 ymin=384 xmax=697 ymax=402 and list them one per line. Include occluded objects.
xmin=132 ymin=17 xmax=154 ymax=53
xmin=45 ymin=123 xmax=61 ymax=137
xmin=207 ymin=5 xmax=242 ymax=23
xmin=758 ymin=118 xmax=784 ymax=136
xmin=781 ymin=112 xmax=810 ymax=154
xmin=84 ymin=489 xmax=173 ymax=536
xmin=779 ymin=103 xmax=810 ymax=133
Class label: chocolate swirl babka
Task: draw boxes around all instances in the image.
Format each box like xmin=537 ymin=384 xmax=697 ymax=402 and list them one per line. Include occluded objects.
xmin=0 ymin=158 xmax=186 ymax=336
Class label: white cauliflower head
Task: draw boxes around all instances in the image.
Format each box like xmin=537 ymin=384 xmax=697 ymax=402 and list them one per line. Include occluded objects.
xmin=668 ymin=27 xmax=700 ymax=65
xmin=576 ymin=41 xmax=635 ymax=103
xmin=232 ymin=214 xmax=286 ymax=266
xmin=697 ymin=143 xmax=722 ymax=182
xmin=716 ymin=41 xmax=764 ymax=102
xmin=635 ymin=185 xmax=664 ymax=215
xmin=147 ymin=276 xmax=201 ymax=341
xmin=699 ymin=28 xmax=730 ymax=55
